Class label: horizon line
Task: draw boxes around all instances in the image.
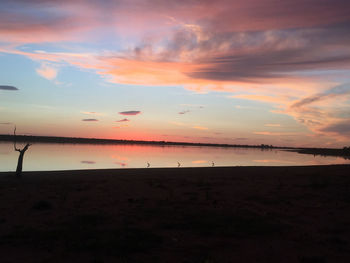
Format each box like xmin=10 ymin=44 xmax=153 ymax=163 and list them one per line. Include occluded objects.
xmin=0 ymin=133 xmax=295 ymax=149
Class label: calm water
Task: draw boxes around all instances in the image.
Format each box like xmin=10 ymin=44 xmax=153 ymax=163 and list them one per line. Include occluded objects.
xmin=0 ymin=142 xmax=349 ymax=172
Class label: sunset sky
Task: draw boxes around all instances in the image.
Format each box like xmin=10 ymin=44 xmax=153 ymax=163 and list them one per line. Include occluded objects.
xmin=1 ymin=0 xmax=350 ymax=147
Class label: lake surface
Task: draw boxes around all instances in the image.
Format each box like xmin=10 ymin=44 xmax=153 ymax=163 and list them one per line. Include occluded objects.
xmin=0 ymin=142 xmax=349 ymax=172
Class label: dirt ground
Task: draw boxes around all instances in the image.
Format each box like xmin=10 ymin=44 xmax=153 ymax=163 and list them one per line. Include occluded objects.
xmin=0 ymin=165 xmax=350 ymax=263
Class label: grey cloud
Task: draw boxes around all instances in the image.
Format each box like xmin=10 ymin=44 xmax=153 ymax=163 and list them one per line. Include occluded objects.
xmin=0 ymin=122 xmax=12 ymax=125
xmin=82 ymin=118 xmax=98 ymax=121
xmin=321 ymin=120 xmax=350 ymax=135
xmin=0 ymin=85 xmax=18 ymax=90
xmin=119 ymin=111 xmax=141 ymax=116
xmin=162 ymin=22 xmax=350 ymax=82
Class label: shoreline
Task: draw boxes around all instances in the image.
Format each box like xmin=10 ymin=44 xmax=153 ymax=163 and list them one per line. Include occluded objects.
xmin=1 ymin=165 xmax=350 ymax=262
xmin=1 ymin=163 xmax=349 ymax=175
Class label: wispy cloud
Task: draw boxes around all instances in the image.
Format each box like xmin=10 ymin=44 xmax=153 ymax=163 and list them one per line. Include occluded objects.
xmin=82 ymin=118 xmax=98 ymax=122
xmin=0 ymin=85 xmax=18 ymax=91
xmin=193 ymin=126 xmax=208 ymax=130
xmin=119 ymin=111 xmax=141 ymax=116
xmin=290 ymin=84 xmax=350 ymax=109
xmin=0 ymin=122 xmax=12 ymax=125
xmin=286 ymin=84 xmax=350 ymax=139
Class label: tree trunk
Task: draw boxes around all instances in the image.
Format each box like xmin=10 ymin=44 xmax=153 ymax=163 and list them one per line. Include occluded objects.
xmin=15 ymin=143 xmax=30 ymax=177
xmin=16 ymin=151 xmax=25 ymax=177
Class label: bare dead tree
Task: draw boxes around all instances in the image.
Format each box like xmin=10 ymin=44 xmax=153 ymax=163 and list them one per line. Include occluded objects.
xmin=13 ymin=126 xmax=31 ymax=177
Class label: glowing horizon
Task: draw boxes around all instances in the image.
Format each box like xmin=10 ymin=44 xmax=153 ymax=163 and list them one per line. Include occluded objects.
xmin=1 ymin=0 xmax=350 ymax=148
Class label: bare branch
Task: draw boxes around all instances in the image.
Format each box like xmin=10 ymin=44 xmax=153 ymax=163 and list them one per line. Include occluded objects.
xmin=13 ymin=126 xmax=20 ymax=152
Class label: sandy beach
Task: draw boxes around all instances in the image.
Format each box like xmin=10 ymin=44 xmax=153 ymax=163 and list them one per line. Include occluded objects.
xmin=1 ymin=165 xmax=350 ymax=263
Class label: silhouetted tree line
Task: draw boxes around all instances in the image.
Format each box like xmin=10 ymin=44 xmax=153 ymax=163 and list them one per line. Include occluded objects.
xmin=260 ymin=144 xmax=274 ymax=148
xmin=343 ymin=146 xmax=350 ymax=154
xmin=0 ymin=134 xmax=282 ymax=149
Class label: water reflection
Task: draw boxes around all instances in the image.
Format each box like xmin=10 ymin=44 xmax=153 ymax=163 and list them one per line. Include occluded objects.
xmin=0 ymin=142 xmax=349 ymax=172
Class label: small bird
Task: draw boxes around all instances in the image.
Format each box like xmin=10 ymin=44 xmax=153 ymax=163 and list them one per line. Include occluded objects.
xmin=147 ymin=162 xmax=150 ymax=168
xmin=212 ymin=161 xmax=215 ymax=167
xmin=177 ymin=162 xmax=181 ymax=167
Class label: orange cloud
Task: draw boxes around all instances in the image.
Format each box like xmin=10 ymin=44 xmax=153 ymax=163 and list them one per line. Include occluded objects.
xmin=193 ymin=126 xmax=208 ymax=130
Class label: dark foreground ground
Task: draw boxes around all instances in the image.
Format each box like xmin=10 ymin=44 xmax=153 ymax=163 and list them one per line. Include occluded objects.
xmin=0 ymin=165 xmax=350 ymax=263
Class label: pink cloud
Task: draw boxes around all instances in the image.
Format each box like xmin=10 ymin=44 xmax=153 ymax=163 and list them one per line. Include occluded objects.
xmin=1 ymin=0 xmax=350 ymax=146
xmin=36 ymin=63 xmax=58 ymax=80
